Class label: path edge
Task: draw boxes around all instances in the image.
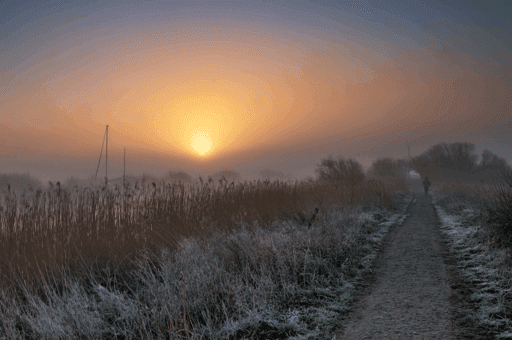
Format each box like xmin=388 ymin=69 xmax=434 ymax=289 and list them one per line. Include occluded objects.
xmin=333 ymin=191 xmax=416 ymax=338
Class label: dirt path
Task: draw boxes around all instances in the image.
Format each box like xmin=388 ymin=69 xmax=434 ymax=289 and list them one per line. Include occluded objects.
xmin=336 ymin=189 xmax=455 ymax=339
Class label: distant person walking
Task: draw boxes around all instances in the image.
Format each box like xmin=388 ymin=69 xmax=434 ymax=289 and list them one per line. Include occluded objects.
xmin=423 ymin=177 xmax=431 ymax=197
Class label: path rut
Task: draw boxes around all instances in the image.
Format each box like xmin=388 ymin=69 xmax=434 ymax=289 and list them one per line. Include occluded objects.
xmin=336 ymin=190 xmax=455 ymax=339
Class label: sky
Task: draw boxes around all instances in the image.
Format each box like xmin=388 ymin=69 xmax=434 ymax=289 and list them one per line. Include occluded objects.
xmin=1 ymin=0 xmax=511 ymax=184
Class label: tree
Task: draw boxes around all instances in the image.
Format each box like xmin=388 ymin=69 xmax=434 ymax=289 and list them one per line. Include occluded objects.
xmin=477 ymin=149 xmax=512 ymax=180
xmin=410 ymin=142 xmax=478 ymax=180
xmin=315 ymin=156 xmax=365 ymax=185
xmin=450 ymin=142 xmax=478 ymax=173
xmin=369 ymin=158 xmax=408 ymax=179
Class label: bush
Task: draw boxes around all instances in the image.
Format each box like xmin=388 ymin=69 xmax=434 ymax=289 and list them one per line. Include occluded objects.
xmin=367 ymin=158 xmax=408 ymax=193
xmin=485 ymin=169 xmax=512 ymax=248
xmin=315 ymin=156 xmax=365 ymax=186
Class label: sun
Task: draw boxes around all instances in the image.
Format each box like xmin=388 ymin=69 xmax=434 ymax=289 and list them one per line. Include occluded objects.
xmin=189 ymin=127 xmax=213 ymax=156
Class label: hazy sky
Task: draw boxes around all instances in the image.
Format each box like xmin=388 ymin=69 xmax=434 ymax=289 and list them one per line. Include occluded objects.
xmin=1 ymin=0 xmax=511 ymax=183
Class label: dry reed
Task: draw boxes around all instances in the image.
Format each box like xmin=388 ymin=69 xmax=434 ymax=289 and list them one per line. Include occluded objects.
xmin=0 ymin=176 xmax=395 ymax=299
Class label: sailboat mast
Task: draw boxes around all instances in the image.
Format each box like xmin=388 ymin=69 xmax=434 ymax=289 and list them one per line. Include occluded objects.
xmin=94 ymin=125 xmax=107 ymax=184
xmin=105 ymin=125 xmax=108 ymax=186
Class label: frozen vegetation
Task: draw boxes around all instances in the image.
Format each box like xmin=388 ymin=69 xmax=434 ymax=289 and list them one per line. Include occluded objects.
xmin=431 ymin=184 xmax=512 ymax=338
xmin=0 ymin=154 xmax=412 ymax=340
xmin=0 ymin=186 xmax=411 ymax=339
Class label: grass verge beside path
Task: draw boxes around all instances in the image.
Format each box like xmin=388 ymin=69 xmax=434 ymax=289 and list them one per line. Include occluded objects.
xmin=431 ymin=187 xmax=512 ymax=339
xmin=0 ymin=192 xmax=412 ymax=340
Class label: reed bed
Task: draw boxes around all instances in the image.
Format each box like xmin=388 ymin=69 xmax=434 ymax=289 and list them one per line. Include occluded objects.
xmin=436 ymin=179 xmax=492 ymax=197
xmin=0 ymin=175 xmax=402 ymax=339
xmin=0 ymin=176 xmax=391 ymax=292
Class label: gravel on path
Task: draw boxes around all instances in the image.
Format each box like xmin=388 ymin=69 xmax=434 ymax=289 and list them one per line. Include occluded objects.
xmin=336 ymin=189 xmax=455 ymax=339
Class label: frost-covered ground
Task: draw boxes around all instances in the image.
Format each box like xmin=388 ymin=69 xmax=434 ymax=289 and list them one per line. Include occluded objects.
xmin=431 ymin=187 xmax=512 ymax=339
xmin=0 ymin=192 xmax=412 ymax=340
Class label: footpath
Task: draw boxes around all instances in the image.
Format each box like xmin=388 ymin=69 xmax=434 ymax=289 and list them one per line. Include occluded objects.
xmin=336 ymin=189 xmax=455 ymax=339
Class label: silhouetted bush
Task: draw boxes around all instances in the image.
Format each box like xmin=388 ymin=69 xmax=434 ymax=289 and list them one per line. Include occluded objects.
xmin=315 ymin=156 xmax=365 ymax=186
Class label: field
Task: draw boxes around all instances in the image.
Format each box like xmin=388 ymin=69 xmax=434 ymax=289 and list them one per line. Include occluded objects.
xmin=0 ymin=174 xmax=407 ymax=339
xmin=0 ymin=172 xmax=510 ymax=339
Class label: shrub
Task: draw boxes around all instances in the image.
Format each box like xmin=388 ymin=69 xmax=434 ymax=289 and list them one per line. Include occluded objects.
xmin=315 ymin=156 xmax=365 ymax=186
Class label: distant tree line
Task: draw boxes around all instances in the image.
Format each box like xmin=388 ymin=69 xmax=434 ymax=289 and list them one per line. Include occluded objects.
xmin=2 ymin=141 xmax=508 ymax=196
xmin=312 ymin=155 xmax=410 ymax=194
xmin=410 ymin=142 xmax=511 ymax=182
xmin=311 ymin=141 xmax=510 ymax=187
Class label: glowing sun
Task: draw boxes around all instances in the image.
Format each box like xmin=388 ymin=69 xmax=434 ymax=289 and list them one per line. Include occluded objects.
xmin=189 ymin=127 xmax=213 ymax=156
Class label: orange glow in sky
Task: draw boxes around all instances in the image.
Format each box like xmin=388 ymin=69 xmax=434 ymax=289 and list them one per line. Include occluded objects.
xmin=0 ymin=1 xmax=511 ymax=183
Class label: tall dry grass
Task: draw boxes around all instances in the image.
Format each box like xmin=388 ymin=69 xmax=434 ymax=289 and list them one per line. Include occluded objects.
xmin=431 ymin=174 xmax=512 ymax=338
xmin=0 ymin=176 xmax=395 ymax=301
xmin=436 ymin=179 xmax=492 ymax=197
xmin=0 ymin=174 xmax=407 ymax=339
